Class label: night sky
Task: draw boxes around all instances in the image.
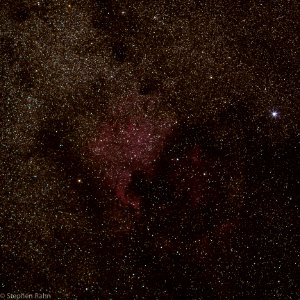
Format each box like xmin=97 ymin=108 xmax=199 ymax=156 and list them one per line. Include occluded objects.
xmin=0 ymin=0 xmax=299 ymax=299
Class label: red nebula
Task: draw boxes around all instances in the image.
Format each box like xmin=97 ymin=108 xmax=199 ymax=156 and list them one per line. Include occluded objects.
xmin=89 ymin=90 xmax=176 ymax=210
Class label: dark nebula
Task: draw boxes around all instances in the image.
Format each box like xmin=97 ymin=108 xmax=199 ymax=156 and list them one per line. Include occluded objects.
xmin=0 ymin=0 xmax=299 ymax=299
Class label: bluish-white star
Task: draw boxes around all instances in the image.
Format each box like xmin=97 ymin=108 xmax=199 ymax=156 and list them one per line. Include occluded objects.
xmin=271 ymin=110 xmax=279 ymax=118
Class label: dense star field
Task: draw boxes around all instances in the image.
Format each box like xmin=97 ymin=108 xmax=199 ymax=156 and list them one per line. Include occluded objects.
xmin=0 ymin=0 xmax=299 ymax=299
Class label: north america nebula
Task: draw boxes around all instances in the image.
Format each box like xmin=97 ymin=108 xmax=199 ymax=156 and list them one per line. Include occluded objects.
xmin=0 ymin=0 xmax=299 ymax=299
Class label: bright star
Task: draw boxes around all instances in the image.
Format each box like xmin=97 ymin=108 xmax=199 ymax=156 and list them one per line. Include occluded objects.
xmin=271 ymin=110 xmax=279 ymax=118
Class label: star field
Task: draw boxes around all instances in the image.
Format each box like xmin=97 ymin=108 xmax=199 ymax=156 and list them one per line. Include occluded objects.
xmin=0 ymin=0 xmax=299 ymax=299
